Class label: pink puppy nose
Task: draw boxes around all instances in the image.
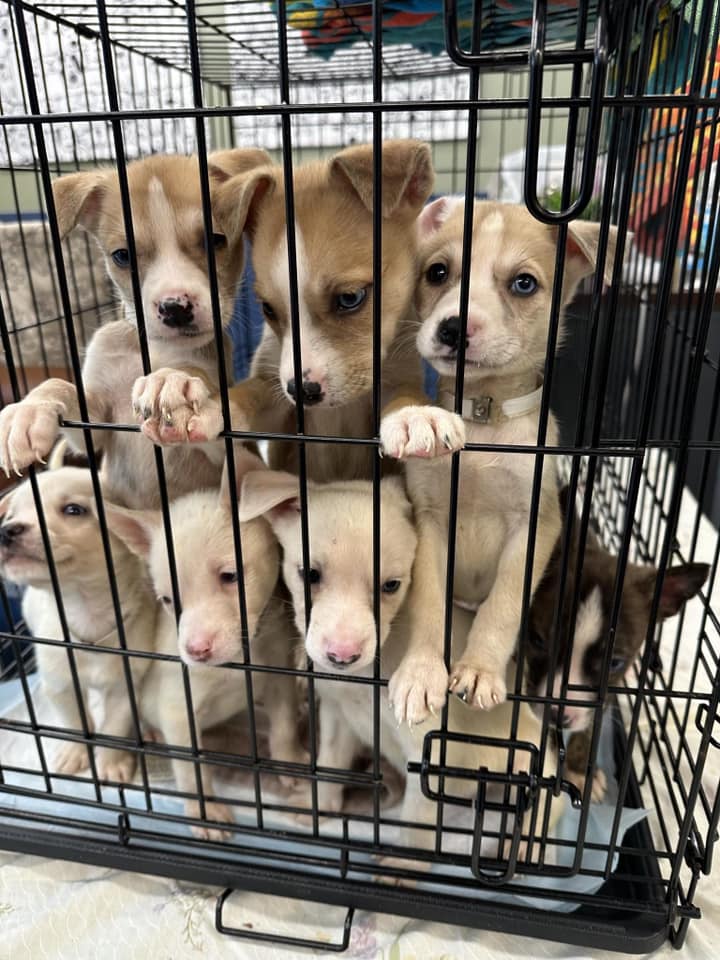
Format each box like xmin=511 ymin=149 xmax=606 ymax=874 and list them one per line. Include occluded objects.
xmin=326 ymin=638 xmax=363 ymax=667
xmin=184 ymin=633 xmax=215 ymax=662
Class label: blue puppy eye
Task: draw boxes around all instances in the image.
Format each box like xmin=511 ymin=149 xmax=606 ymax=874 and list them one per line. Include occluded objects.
xmin=511 ymin=273 xmax=538 ymax=296
xmin=336 ymin=288 xmax=367 ymax=312
xmin=111 ymin=249 xmax=130 ymax=268
xmin=610 ymin=656 xmax=627 ymax=673
xmin=62 ymin=503 xmax=87 ymax=516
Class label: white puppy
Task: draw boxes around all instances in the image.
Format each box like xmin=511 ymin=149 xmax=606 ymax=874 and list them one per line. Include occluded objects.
xmin=239 ymin=471 xmax=561 ymax=879
xmin=381 ymin=199 xmax=618 ymax=723
xmin=104 ymin=449 xmax=307 ymax=840
xmin=0 ymin=450 xmax=156 ymax=781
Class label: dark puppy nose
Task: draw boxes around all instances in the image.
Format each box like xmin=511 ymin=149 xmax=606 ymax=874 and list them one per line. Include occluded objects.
xmin=0 ymin=523 xmax=27 ymax=546
xmin=327 ymin=651 xmax=361 ymax=667
xmin=286 ymin=379 xmax=324 ymax=405
xmin=437 ymin=315 xmax=462 ymax=349
xmin=158 ymin=297 xmax=194 ymax=329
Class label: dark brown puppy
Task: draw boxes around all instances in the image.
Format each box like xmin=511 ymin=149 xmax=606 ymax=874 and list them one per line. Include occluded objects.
xmin=525 ymin=486 xmax=709 ymax=799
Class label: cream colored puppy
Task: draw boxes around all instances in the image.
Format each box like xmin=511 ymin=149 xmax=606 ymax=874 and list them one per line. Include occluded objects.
xmin=239 ymin=471 xmax=561 ymax=877
xmin=381 ymin=200 xmax=618 ymax=723
xmin=0 ymin=149 xmax=269 ymax=508
xmin=104 ymin=449 xmax=306 ymax=840
xmin=0 ymin=451 xmax=156 ymax=782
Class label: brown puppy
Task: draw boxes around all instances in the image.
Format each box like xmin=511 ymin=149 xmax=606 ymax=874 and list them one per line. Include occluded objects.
xmin=137 ymin=140 xmax=435 ymax=482
xmin=526 ymin=486 xmax=709 ymax=799
xmin=0 ymin=150 xmax=268 ymax=507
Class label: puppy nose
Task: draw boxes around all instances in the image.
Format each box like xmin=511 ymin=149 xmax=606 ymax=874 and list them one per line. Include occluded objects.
xmin=286 ymin=378 xmax=324 ymax=405
xmin=158 ymin=296 xmax=194 ymax=328
xmin=550 ymin=707 xmax=570 ymax=729
xmin=327 ymin=650 xmax=362 ymax=667
xmin=0 ymin=523 xmax=26 ymax=545
xmin=184 ymin=636 xmax=213 ymax=662
xmin=437 ymin=315 xmax=462 ymax=349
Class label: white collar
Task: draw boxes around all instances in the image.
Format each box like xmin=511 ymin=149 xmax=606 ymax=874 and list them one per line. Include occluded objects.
xmin=438 ymin=378 xmax=544 ymax=425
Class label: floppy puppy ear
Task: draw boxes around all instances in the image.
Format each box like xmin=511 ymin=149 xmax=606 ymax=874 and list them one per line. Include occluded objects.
xmin=238 ymin=470 xmax=300 ymax=524
xmin=213 ymin=165 xmax=276 ymax=242
xmin=208 ymin=148 xmax=273 ymax=183
xmin=564 ymin=221 xmax=619 ymax=291
xmin=52 ymin=170 xmax=108 ymax=240
xmin=219 ymin=444 xmax=267 ymax=510
xmin=331 ymin=139 xmax=434 ymax=219
xmin=103 ymin=502 xmax=161 ymax=559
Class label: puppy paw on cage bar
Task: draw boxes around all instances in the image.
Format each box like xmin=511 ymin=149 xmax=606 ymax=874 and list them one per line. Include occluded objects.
xmin=1 ymin=0 xmax=720 ymax=955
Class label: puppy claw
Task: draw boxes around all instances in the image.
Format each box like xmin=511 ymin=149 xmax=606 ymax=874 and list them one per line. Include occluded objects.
xmin=33 ymin=451 xmax=47 ymax=465
xmin=379 ymin=405 xmax=465 ymax=461
xmin=162 ymin=407 xmax=173 ymax=425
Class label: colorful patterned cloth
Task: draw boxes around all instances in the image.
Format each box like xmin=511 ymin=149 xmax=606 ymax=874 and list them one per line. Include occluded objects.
xmin=278 ymin=0 xmax=595 ymax=59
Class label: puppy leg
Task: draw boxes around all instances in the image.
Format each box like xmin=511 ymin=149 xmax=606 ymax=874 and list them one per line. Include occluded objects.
xmin=0 ymin=380 xmax=107 ymax=476
xmin=388 ymin=513 xmax=449 ymax=726
xmin=291 ymin=695 xmax=360 ymax=821
xmin=450 ymin=506 xmax=559 ymax=709
xmin=566 ymin=727 xmax=607 ymax=802
xmin=158 ymin=705 xmax=235 ymax=841
xmin=94 ymin=685 xmax=139 ymax=784
xmin=264 ymin=673 xmax=309 ymax=788
xmin=45 ymin=682 xmax=94 ymax=777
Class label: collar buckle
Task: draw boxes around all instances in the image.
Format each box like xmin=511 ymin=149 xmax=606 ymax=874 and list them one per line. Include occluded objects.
xmin=470 ymin=396 xmax=492 ymax=423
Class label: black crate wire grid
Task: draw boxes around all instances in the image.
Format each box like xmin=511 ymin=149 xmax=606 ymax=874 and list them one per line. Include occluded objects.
xmin=0 ymin=0 xmax=719 ymax=953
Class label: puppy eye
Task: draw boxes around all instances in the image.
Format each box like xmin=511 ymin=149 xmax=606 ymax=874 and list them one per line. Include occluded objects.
xmin=299 ymin=567 xmax=321 ymax=585
xmin=204 ymin=232 xmax=227 ymax=250
xmin=609 ymin=656 xmax=627 ymax=673
xmin=261 ymin=301 xmax=276 ymax=320
xmin=528 ymin=630 xmax=545 ymax=649
xmin=159 ymin=595 xmax=172 ymax=606
xmin=426 ymin=262 xmax=448 ymax=285
xmin=62 ymin=503 xmax=87 ymax=517
xmin=381 ymin=579 xmax=401 ymax=594
xmin=111 ymin=249 xmax=130 ymax=268
xmin=220 ymin=571 xmax=238 ymax=585
xmin=511 ymin=273 xmax=538 ymax=296
xmin=336 ymin=288 xmax=367 ymax=313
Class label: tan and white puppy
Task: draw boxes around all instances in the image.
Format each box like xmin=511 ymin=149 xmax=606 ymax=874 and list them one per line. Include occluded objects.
xmin=104 ymin=449 xmax=306 ymax=840
xmin=0 ymin=452 xmax=156 ymax=782
xmin=139 ymin=140 xmax=437 ymax=482
xmin=0 ymin=149 xmax=269 ymax=508
xmin=381 ymin=199 xmax=618 ymax=724
xmin=239 ymin=472 xmax=561 ymax=878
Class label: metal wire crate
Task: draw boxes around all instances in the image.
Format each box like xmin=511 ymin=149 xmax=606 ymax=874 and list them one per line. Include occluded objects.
xmin=0 ymin=0 xmax=719 ymax=953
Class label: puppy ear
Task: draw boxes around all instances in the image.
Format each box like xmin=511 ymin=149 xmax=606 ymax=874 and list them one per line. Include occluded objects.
xmin=656 ymin=562 xmax=710 ymax=619
xmin=331 ymin=139 xmax=434 ymax=219
xmin=103 ymin=502 xmax=161 ymax=559
xmin=564 ymin=221 xmax=619 ymax=291
xmin=52 ymin=170 xmax=108 ymax=240
xmin=219 ymin=444 xmax=267 ymax=510
xmin=380 ymin=476 xmax=412 ymax=516
xmin=417 ymin=196 xmax=459 ymax=237
xmin=238 ymin=470 xmax=300 ymax=524
xmin=213 ymin=165 xmax=276 ymax=242
xmin=208 ymin=148 xmax=273 ymax=183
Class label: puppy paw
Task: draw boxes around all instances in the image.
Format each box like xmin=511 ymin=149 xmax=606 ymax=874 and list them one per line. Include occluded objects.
xmin=388 ymin=654 xmax=448 ymax=726
xmin=567 ymin=766 xmax=607 ymax=803
xmin=96 ymin=748 xmax=136 ymax=784
xmin=0 ymin=399 xmax=64 ymax=477
xmin=185 ymin=800 xmax=235 ymax=841
xmin=448 ymin=663 xmax=507 ymax=710
xmin=52 ymin=741 xmax=90 ymax=776
xmin=379 ymin=405 xmax=465 ymax=460
xmin=132 ymin=368 xmax=223 ymax=445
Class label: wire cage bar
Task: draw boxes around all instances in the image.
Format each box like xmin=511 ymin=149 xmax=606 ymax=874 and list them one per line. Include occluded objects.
xmin=0 ymin=0 xmax=719 ymax=953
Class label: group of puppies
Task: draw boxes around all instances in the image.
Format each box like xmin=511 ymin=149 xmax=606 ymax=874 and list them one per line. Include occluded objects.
xmin=0 ymin=141 xmax=709 ymax=864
